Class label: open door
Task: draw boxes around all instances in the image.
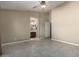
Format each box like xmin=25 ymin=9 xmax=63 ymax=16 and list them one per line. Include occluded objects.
xmin=30 ymin=17 xmax=38 ymax=39
xmin=45 ymin=22 xmax=50 ymax=38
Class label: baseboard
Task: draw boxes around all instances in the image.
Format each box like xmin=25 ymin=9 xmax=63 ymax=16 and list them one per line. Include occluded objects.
xmin=3 ymin=38 xmax=79 ymax=47
xmin=51 ymin=39 xmax=79 ymax=47
xmin=2 ymin=39 xmax=40 ymax=46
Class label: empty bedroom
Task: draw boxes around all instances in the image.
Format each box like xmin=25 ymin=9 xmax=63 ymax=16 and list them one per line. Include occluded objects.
xmin=0 ymin=1 xmax=79 ymax=57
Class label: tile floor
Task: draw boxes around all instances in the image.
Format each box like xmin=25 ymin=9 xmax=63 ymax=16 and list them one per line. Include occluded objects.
xmin=2 ymin=39 xmax=79 ymax=57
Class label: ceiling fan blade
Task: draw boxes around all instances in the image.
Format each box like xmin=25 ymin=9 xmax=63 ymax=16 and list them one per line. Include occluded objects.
xmin=33 ymin=1 xmax=48 ymax=9
xmin=33 ymin=6 xmax=38 ymax=8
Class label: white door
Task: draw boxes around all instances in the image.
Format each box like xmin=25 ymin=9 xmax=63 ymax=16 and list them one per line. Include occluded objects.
xmin=45 ymin=22 xmax=50 ymax=38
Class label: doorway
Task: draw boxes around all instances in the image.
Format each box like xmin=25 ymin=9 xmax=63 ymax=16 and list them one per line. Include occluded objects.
xmin=30 ymin=17 xmax=38 ymax=39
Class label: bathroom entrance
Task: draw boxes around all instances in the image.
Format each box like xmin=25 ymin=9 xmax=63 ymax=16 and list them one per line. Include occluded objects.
xmin=30 ymin=17 xmax=39 ymax=39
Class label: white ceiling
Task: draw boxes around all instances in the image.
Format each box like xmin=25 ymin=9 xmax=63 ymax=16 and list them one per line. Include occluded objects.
xmin=0 ymin=1 xmax=65 ymax=13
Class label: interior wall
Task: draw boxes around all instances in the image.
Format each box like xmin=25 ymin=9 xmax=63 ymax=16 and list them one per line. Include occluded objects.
xmin=51 ymin=2 xmax=79 ymax=44
xmin=0 ymin=10 xmax=49 ymax=44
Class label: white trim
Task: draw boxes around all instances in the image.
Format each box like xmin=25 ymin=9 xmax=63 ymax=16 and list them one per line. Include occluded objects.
xmin=2 ymin=39 xmax=40 ymax=46
xmin=3 ymin=38 xmax=79 ymax=47
xmin=51 ymin=39 xmax=79 ymax=47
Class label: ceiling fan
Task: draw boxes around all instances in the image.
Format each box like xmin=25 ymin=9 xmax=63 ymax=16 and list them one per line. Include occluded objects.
xmin=33 ymin=1 xmax=48 ymax=9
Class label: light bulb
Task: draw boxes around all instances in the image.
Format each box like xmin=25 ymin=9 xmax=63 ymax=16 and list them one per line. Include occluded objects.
xmin=41 ymin=5 xmax=46 ymax=8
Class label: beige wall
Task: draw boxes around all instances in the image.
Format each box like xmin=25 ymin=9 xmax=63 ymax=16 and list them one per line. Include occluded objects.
xmin=51 ymin=2 xmax=79 ymax=44
xmin=0 ymin=10 xmax=49 ymax=44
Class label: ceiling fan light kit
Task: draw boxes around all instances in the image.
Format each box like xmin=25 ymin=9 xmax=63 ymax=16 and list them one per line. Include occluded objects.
xmin=41 ymin=4 xmax=46 ymax=8
xmin=40 ymin=1 xmax=46 ymax=8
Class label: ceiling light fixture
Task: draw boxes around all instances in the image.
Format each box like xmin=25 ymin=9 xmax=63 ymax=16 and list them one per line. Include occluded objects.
xmin=40 ymin=1 xmax=46 ymax=8
xmin=41 ymin=4 xmax=46 ymax=8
